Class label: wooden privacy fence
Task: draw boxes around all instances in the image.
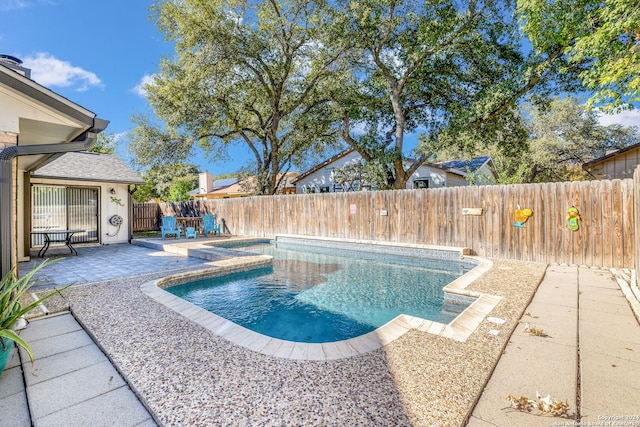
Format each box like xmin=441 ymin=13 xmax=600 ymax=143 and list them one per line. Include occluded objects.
xmin=143 ymin=178 xmax=636 ymax=268
xmin=132 ymin=203 xmax=161 ymax=231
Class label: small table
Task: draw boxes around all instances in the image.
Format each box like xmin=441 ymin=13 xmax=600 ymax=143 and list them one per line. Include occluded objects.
xmin=31 ymin=229 xmax=84 ymax=257
xmin=175 ymin=217 xmax=203 ymax=235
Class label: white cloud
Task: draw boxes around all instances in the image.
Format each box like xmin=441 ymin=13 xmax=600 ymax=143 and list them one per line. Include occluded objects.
xmin=597 ymin=109 xmax=640 ymax=129
xmin=22 ymin=52 xmax=102 ymax=92
xmin=132 ymin=74 xmax=155 ymax=97
xmin=0 ymin=0 xmax=56 ymax=11
xmin=0 ymin=0 xmax=28 ymax=11
xmin=112 ymin=132 xmax=128 ymax=143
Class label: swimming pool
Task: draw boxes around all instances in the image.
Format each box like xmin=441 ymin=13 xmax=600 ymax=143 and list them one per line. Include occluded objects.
xmin=167 ymin=240 xmax=477 ymax=343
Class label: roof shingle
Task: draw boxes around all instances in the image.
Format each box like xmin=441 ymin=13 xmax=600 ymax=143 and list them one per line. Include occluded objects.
xmin=31 ymin=152 xmax=145 ymax=184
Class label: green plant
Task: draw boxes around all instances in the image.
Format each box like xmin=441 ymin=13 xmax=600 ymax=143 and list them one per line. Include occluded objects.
xmin=0 ymin=260 xmax=71 ymax=364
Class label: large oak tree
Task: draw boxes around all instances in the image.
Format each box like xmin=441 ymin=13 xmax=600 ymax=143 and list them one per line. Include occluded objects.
xmin=333 ymin=0 xmax=581 ymax=189
xmin=134 ymin=0 xmax=351 ymax=194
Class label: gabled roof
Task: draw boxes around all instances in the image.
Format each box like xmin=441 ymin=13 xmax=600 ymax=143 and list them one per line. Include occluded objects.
xmin=31 ymin=152 xmax=145 ymax=184
xmin=582 ymin=141 xmax=640 ymax=169
xmin=291 ymin=148 xmax=355 ymax=183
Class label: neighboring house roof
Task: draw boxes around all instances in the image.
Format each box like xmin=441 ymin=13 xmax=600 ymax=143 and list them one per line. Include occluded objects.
xmin=582 ymin=142 xmax=640 ymax=169
xmin=195 ymin=172 xmax=299 ymax=197
xmin=31 ymin=152 xmax=145 ymax=184
xmin=291 ymin=148 xmax=355 ymax=183
xmin=211 ymin=177 xmax=239 ymax=190
xmin=294 ymin=149 xmax=495 ymax=182
xmin=438 ymin=156 xmax=492 ymax=173
xmin=207 ymin=181 xmax=253 ymax=197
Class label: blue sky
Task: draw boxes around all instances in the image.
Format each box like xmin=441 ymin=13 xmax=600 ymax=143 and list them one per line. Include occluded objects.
xmin=0 ymin=0 xmax=253 ymax=175
xmin=2 ymin=0 xmax=639 ymax=176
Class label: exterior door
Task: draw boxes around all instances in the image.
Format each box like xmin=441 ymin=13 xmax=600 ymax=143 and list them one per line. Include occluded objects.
xmin=31 ymin=185 xmax=99 ymax=246
xmin=67 ymin=187 xmax=99 ymax=243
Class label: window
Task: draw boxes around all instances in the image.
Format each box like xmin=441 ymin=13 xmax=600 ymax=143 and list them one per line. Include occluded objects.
xmin=413 ymin=179 xmax=430 ymax=189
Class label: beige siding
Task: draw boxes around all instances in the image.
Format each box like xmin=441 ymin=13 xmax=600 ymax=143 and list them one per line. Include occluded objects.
xmin=602 ymin=147 xmax=640 ymax=180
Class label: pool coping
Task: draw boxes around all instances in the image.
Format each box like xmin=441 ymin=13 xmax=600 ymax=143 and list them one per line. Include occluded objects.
xmin=140 ymin=236 xmax=499 ymax=361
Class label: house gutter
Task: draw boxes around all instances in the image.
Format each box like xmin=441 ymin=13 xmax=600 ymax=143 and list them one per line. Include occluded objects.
xmin=0 ymin=118 xmax=109 ymax=278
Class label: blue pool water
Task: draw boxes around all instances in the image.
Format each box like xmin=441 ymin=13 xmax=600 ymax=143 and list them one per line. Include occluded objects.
xmin=168 ymin=241 xmax=475 ymax=343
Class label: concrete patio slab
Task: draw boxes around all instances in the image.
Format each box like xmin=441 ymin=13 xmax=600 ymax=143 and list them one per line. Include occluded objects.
xmin=34 ymin=386 xmax=155 ymax=427
xmin=26 ymin=359 xmax=126 ymax=419
xmin=0 ymin=361 xmax=25 ymax=400
xmin=580 ymin=353 xmax=640 ymax=418
xmin=23 ymin=344 xmax=108 ymax=386
xmin=0 ymin=387 xmax=30 ymax=427
xmin=19 ymin=312 xmax=82 ymax=342
xmin=23 ymin=329 xmax=94 ymax=361
xmin=8 ymin=313 xmax=156 ymax=426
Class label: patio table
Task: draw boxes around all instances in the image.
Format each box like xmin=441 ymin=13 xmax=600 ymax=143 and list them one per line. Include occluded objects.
xmin=31 ymin=229 xmax=84 ymax=257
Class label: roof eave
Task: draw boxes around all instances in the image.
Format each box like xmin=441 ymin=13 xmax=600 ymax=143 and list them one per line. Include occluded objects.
xmin=0 ymin=63 xmax=98 ymax=127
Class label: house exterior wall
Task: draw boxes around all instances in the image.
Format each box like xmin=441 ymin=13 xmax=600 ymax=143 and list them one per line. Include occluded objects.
xmin=472 ymin=164 xmax=497 ymax=185
xmin=28 ymin=178 xmax=132 ymax=248
xmin=600 ymin=147 xmax=640 ymax=180
xmin=407 ymin=165 xmax=449 ymax=188
xmin=295 ymin=150 xmax=363 ymax=193
xmin=443 ymin=172 xmax=468 ymax=187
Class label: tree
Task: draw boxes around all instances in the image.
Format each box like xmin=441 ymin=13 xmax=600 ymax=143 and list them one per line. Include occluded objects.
xmin=138 ymin=0 xmax=351 ymax=195
xmin=522 ymin=97 xmax=639 ymax=182
xmin=132 ymin=163 xmax=200 ymax=202
xmin=167 ymin=175 xmax=199 ymax=202
xmin=436 ymin=97 xmax=640 ymax=183
xmin=88 ymin=132 xmax=117 ymax=154
xmin=518 ymin=0 xmax=640 ymax=112
xmin=334 ymin=0 xmax=577 ymax=189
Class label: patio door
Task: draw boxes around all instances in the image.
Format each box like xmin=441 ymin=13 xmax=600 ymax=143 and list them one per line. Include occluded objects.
xmin=31 ymin=185 xmax=99 ymax=246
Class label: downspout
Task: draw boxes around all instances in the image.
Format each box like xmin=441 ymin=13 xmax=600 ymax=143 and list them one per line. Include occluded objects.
xmin=0 ymin=119 xmax=108 ymax=278
xmin=128 ymin=184 xmax=138 ymax=244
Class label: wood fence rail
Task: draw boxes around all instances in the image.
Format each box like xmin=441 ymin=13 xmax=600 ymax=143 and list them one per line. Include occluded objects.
xmin=135 ymin=178 xmax=636 ymax=268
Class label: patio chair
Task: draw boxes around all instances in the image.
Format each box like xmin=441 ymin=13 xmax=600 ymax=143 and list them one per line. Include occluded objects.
xmin=185 ymin=227 xmax=197 ymax=239
xmin=202 ymin=214 xmax=221 ymax=237
xmin=160 ymin=215 xmax=181 ymax=240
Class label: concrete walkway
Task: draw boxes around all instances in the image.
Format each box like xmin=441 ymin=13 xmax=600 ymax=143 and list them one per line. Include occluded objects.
xmin=468 ymin=265 xmax=640 ymax=426
xmin=1 ymin=312 xmax=156 ymax=427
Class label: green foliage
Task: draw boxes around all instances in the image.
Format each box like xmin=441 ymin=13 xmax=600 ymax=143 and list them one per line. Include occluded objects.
xmin=518 ymin=0 xmax=640 ymax=112
xmin=438 ymin=96 xmax=640 ymax=183
xmin=1 ymin=260 xmax=71 ymax=364
xmin=166 ymin=175 xmax=199 ymax=202
xmin=335 ymin=0 xmax=565 ymax=189
xmin=332 ymin=159 xmax=393 ymax=191
xmin=88 ymin=133 xmax=117 ymax=154
xmin=523 ymin=96 xmax=638 ymax=181
xmin=140 ymin=0 xmax=350 ymax=195
xmin=132 ymin=163 xmax=200 ymax=202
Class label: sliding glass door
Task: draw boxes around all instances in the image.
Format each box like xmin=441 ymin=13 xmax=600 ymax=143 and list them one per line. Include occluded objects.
xmin=31 ymin=185 xmax=99 ymax=246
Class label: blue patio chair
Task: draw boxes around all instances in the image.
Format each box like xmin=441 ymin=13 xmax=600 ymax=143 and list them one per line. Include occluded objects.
xmin=202 ymin=214 xmax=221 ymax=237
xmin=160 ymin=215 xmax=181 ymax=240
xmin=185 ymin=226 xmax=197 ymax=239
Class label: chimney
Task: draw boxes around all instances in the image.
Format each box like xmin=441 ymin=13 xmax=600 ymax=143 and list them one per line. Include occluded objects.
xmin=0 ymin=54 xmax=31 ymax=78
xmin=199 ymin=170 xmax=213 ymax=194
